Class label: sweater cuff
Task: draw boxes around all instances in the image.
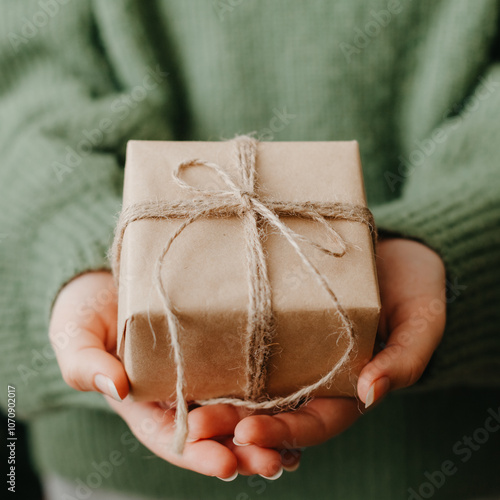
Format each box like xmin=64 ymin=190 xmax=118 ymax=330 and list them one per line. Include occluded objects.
xmin=371 ymin=182 xmax=500 ymax=389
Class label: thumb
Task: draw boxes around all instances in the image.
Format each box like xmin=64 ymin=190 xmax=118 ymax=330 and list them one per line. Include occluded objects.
xmin=55 ymin=329 xmax=129 ymax=402
xmin=49 ymin=272 xmax=129 ymax=401
xmin=357 ymin=305 xmax=444 ymax=408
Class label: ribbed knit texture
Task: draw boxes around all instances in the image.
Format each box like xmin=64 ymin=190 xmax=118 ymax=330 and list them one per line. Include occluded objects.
xmin=0 ymin=1 xmax=499 ymax=498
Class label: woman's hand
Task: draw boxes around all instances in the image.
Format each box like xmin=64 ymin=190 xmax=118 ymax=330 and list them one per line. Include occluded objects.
xmin=48 ymin=271 xmax=300 ymax=479
xmin=231 ymin=237 xmax=447 ymax=462
xmin=49 ymin=236 xmax=446 ymax=478
xmin=48 ymin=272 xmax=239 ymax=478
xmin=357 ymin=237 xmax=446 ymax=404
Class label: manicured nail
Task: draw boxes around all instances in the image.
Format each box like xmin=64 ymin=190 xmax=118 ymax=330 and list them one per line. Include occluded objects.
xmin=283 ymin=462 xmax=300 ymax=472
xmin=259 ymin=467 xmax=283 ymax=480
xmin=365 ymin=376 xmax=390 ymax=409
xmin=233 ymin=437 xmax=250 ymax=447
xmin=217 ymin=471 xmax=238 ymax=482
xmin=94 ymin=374 xmax=122 ymax=402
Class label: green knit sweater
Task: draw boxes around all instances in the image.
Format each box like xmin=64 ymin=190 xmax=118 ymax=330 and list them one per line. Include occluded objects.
xmin=1 ymin=1 xmax=500 ymax=499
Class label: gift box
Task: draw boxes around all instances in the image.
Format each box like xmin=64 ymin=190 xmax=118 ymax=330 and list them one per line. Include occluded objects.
xmin=113 ymin=138 xmax=380 ymax=410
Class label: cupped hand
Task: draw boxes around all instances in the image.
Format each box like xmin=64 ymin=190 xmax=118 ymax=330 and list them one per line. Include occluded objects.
xmin=357 ymin=237 xmax=446 ymax=403
xmin=49 ymin=237 xmax=446 ymax=478
xmin=231 ymin=237 xmax=447 ymax=464
xmin=48 ymin=271 xmax=300 ymax=479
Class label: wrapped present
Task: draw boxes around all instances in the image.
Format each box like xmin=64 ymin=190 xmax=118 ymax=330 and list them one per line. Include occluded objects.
xmin=111 ymin=136 xmax=380 ymax=453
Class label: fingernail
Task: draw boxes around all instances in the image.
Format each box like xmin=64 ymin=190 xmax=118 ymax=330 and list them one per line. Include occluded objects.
xmin=185 ymin=437 xmax=199 ymax=443
xmin=283 ymin=462 xmax=300 ymax=472
xmin=94 ymin=374 xmax=122 ymax=402
xmin=259 ymin=467 xmax=283 ymax=480
xmin=217 ymin=471 xmax=238 ymax=482
xmin=233 ymin=437 xmax=250 ymax=447
xmin=365 ymin=376 xmax=390 ymax=409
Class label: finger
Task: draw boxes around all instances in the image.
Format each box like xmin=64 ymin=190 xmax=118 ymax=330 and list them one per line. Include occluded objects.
xmin=234 ymin=397 xmax=360 ymax=449
xmin=280 ymin=449 xmax=302 ymax=472
xmin=49 ymin=273 xmax=128 ymax=400
xmin=108 ymin=399 xmax=238 ymax=478
xmin=231 ymin=441 xmax=301 ymax=476
xmin=52 ymin=326 xmax=129 ymax=401
xmin=225 ymin=438 xmax=284 ymax=478
xmin=186 ymin=404 xmax=248 ymax=442
xmin=177 ymin=440 xmax=238 ymax=479
xmin=357 ymin=298 xmax=445 ymax=406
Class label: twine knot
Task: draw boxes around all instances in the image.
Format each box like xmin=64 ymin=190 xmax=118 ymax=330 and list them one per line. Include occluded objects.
xmin=110 ymin=136 xmax=376 ymax=455
xmin=238 ymin=191 xmax=255 ymax=209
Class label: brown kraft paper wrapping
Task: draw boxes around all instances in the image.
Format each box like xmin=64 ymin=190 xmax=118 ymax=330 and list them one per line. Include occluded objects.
xmin=116 ymin=139 xmax=380 ymax=403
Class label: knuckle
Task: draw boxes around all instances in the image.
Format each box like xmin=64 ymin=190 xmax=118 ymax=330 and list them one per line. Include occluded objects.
xmin=402 ymin=354 xmax=427 ymax=388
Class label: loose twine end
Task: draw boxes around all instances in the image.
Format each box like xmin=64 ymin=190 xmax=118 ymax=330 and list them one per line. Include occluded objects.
xmin=171 ymin=401 xmax=189 ymax=455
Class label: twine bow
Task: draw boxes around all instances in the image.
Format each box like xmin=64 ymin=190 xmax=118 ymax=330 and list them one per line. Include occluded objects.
xmin=111 ymin=136 xmax=376 ymax=454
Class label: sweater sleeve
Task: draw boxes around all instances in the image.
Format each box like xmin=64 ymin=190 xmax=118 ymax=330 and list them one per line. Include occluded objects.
xmin=0 ymin=2 xmax=173 ymax=417
xmin=372 ymin=62 xmax=500 ymax=389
